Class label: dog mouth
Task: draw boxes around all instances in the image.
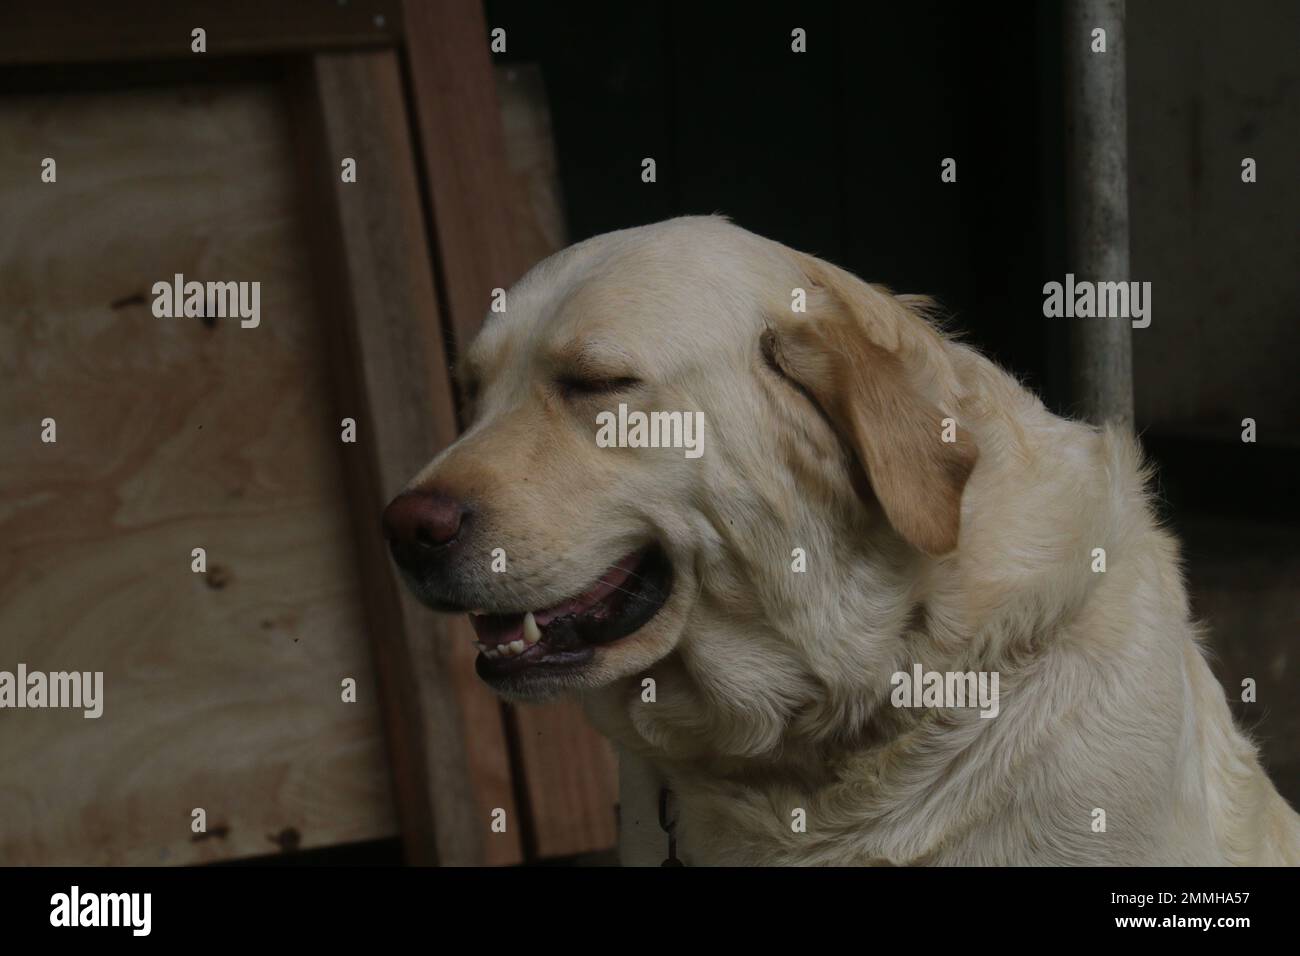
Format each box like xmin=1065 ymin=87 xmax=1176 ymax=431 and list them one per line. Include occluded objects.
xmin=471 ymin=544 xmax=672 ymax=680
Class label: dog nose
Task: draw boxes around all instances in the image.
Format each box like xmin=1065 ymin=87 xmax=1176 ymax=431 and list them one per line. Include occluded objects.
xmin=381 ymin=489 xmax=468 ymax=570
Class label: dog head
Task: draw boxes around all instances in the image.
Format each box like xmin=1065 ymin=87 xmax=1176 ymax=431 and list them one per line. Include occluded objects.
xmin=383 ymin=217 xmax=977 ymax=710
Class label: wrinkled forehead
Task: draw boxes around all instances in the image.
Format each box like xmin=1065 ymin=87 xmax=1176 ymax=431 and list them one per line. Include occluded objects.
xmin=464 ymin=223 xmax=799 ymax=383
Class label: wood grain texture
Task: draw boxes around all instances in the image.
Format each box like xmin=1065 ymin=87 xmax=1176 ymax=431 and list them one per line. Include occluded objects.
xmin=0 ymin=0 xmax=401 ymax=65
xmin=511 ymin=698 xmax=620 ymax=859
xmin=0 ymin=82 xmax=396 ymax=864
xmin=290 ymin=50 xmax=522 ymax=865
xmin=402 ymin=0 xmax=531 ymax=351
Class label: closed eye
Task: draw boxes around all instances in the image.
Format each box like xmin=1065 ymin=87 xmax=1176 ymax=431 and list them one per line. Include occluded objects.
xmin=556 ymin=374 xmax=643 ymax=398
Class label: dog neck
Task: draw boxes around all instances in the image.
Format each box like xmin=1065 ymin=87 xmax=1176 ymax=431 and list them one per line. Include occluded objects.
xmin=584 ymin=531 xmax=993 ymax=861
xmin=583 ymin=362 xmax=1129 ymax=863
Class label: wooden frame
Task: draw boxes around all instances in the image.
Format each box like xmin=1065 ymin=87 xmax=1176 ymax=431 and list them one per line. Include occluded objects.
xmin=1 ymin=0 xmax=617 ymax=865
xmin=290 ymin=48 xmax=521 ymax=867
xmin=0 ymin=1 xmax=403 ymax=64
xmin=399 ymin=0 xmax=619 ymax=864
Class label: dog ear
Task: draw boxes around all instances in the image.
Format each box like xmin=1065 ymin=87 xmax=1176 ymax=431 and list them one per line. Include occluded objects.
xmin=762 ymin=258 xmax=977 ymax=556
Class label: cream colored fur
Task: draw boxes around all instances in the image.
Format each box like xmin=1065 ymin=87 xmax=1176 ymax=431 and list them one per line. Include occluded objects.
xmin=412 ymin=216 xmax=1300 ymax=866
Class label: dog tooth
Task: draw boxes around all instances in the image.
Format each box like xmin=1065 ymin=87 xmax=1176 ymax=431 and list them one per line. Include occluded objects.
xmin=523 ymin=611 xmax=541 ymax=645
xmin=473 ymin=641 xmax=487 ymax=652
xmin=508 ymin=639 xmax=526 ymax=655
xmin=485 ymin=647 xmax=500 ymax=659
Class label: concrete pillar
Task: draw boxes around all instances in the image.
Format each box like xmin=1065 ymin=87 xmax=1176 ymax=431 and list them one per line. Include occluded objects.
xmin=1063 ymin=0 xmax=1134 ymax=428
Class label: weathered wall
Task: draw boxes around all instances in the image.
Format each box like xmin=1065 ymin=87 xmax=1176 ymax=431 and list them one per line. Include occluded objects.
xmin=1129 ymin=0 xmax=1300 ymax=437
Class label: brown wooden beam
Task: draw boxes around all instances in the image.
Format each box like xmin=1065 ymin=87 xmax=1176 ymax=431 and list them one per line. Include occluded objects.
xmin=401 ymin=0 xmax=529 ymax=351
xmin=289 ymin=49 xmax=521 ymax=866
xmin=401 ymin=0 xmax=619 ymax=860
xmin=0 ymin=0 xmax=401 ymax=65
xmin=512 ymin=699 xmax=619 ymax=859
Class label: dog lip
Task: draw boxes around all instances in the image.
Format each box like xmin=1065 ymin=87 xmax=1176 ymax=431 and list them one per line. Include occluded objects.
xmin=472 ymin=543 xmax=673 ymax=675
xmin=475 ymin=643 xmax=594 ymax=680
xmin=468 ymin=547 xmax=653 ymax=648
xmin=536 ymin=551 xmax=644 ymax=625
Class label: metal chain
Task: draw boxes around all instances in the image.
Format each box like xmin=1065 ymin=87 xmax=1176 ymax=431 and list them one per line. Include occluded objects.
xmin=657 ymin=786 xmax=684 ymax=866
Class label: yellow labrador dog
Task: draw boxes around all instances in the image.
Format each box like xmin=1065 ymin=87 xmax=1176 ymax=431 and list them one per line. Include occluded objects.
xmin=383 ymin=216 xmax=1300 ymax=866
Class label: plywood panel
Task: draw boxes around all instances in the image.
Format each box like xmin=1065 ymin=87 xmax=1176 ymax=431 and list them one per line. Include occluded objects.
xmin=0 ymin=81 xmax=396 ymax=863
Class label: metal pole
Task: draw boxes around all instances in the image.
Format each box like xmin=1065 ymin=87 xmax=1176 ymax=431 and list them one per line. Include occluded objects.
xmin=1063 ymin=0 xmax=1134 ymax=428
